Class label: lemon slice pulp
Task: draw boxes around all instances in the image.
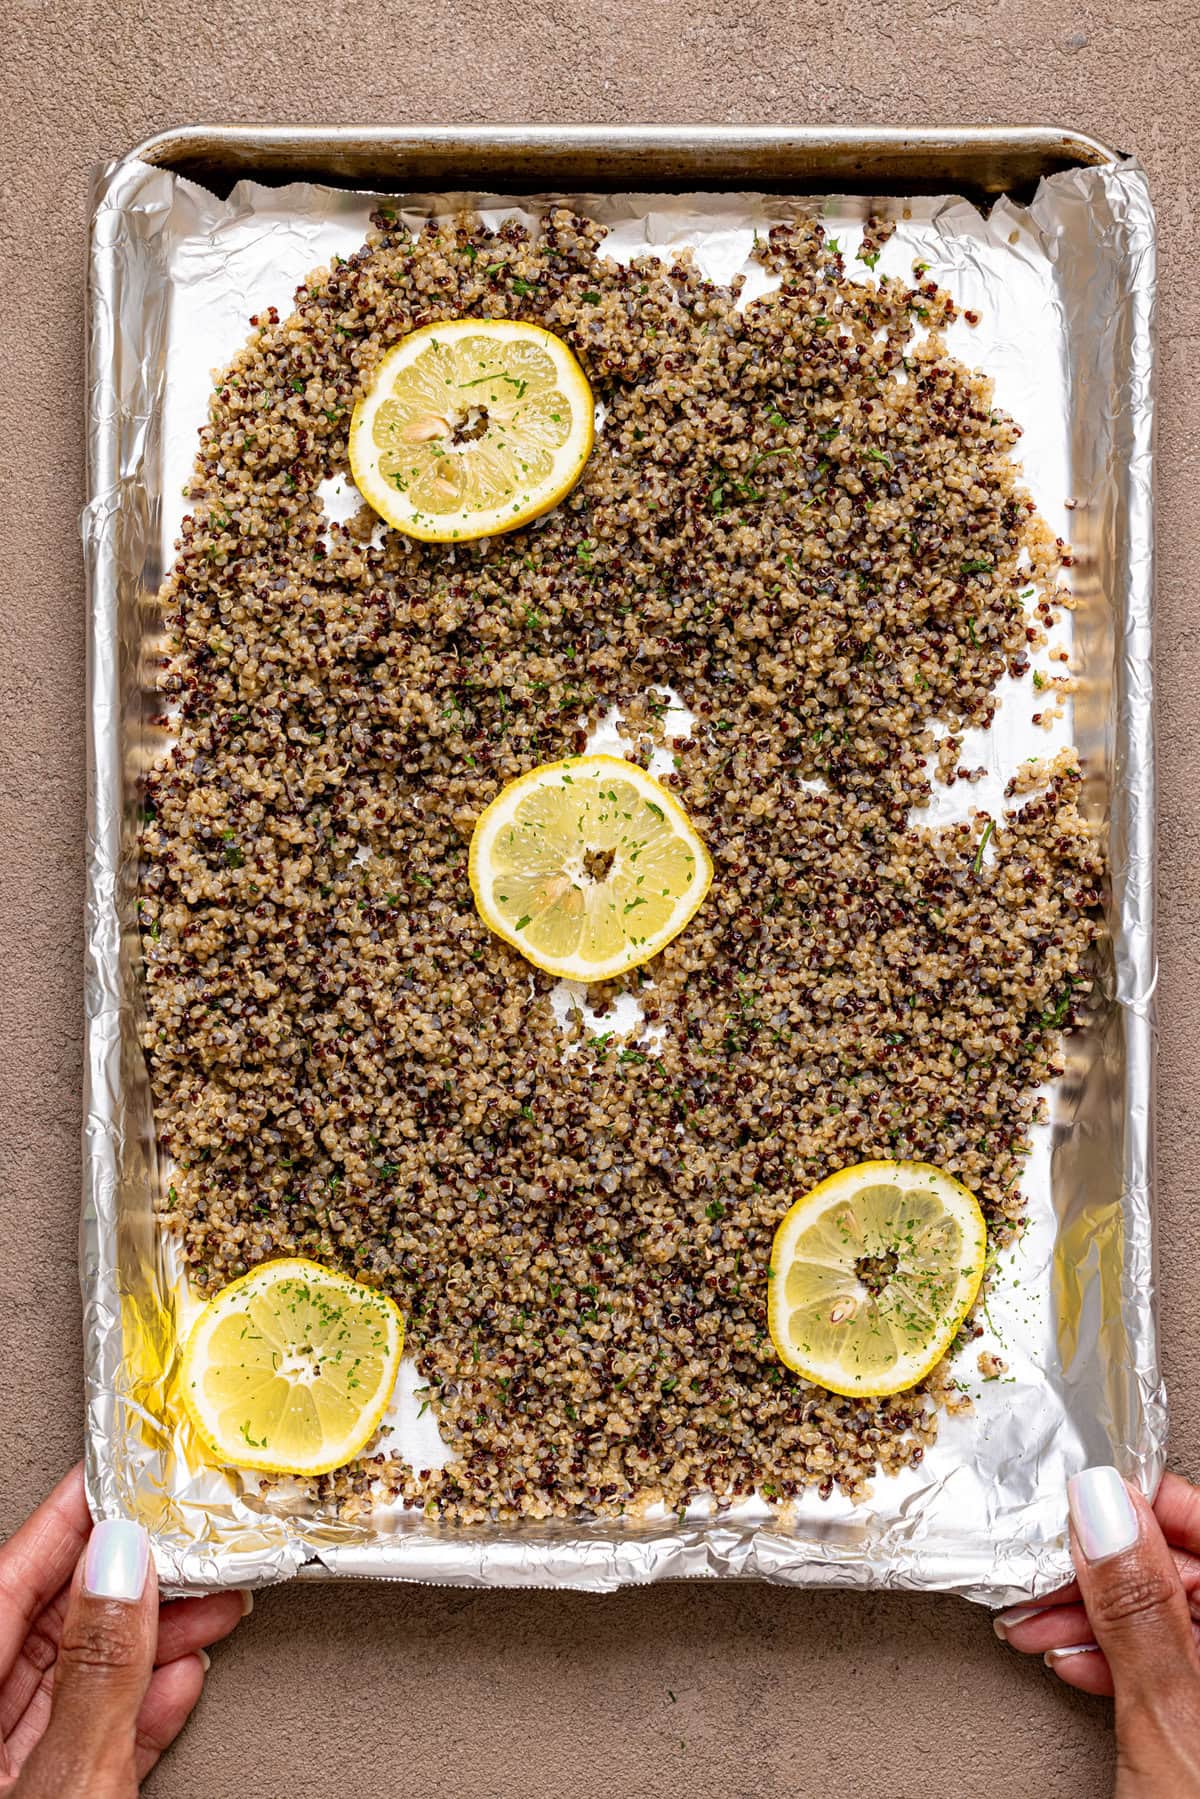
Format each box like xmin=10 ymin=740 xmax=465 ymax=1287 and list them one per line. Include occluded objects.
xmin=349 ymin=318 xmax=594 ymax=542
xmin=469 ymin=754 xmax=713 ymax=982
xmin=767 ymin=1161 xmax=987 ymax=1398
xmin=179 ymin=1258 xmax=404 ymax=1476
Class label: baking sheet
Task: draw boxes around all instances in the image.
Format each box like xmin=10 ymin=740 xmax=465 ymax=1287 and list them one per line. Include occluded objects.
xmin=83 ymin=141 xmax=1160 ymax=1604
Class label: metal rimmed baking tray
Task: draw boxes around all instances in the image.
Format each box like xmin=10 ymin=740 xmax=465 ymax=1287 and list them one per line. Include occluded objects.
xmin=84 ymin=125 xmax=1159 ymax=1603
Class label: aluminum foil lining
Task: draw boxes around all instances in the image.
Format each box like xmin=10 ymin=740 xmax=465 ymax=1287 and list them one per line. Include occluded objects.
xmin=83 ymin=153 xmax=1160 ymax=1605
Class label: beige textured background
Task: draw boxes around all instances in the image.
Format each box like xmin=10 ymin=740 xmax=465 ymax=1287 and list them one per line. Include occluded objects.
xmin=3 ymin=2 xmax=1199 ymax=1794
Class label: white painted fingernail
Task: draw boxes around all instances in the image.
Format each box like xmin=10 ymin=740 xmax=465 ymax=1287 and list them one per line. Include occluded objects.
xmin=83 ymin=1519 xmax=150 ymax=1603
xmin=1067 ymin=1465 xmax=1139 ymax=1563
xmin=994 ymin=1603 xmax=1048 ymax=1638
xmin=1045 ymin=1643 xmax=1099 ymax=1666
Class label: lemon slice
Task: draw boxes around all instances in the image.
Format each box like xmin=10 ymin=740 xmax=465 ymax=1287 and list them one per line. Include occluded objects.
xmin=179 ymin=1258 xmax=404 ymax=1476
xmin=348 ymin=318 xmax=594 ymax=542
xmin=767 ymin=1161 xmax=987 ymax=1398
xmin=468 ymin=754 xmax=713 ymax=982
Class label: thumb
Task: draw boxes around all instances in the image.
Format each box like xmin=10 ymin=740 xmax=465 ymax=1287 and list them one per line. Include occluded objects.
xmin=22 ymin=1519 xmax=156 ymax=1799
xmin=1069 ymin=1466 xmax=1200 ymax=1709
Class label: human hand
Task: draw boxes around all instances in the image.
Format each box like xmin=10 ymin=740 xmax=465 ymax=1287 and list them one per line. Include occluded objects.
xmin=0 ymin=1464 xmax=247 ymax=1797
xmin=995 ymin=1467 xmax=1200 ymax=1796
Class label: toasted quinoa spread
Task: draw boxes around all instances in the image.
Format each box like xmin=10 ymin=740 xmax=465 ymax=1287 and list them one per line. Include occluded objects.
xmin=139 ymin=208 xmax=1101 ymax=1522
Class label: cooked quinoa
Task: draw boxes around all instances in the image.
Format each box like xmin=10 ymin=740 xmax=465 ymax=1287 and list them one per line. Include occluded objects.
xmin=139 ymin=207 xmax=1101 ymax=1522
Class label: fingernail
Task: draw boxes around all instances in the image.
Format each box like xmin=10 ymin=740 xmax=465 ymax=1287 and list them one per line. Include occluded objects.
xmin=240 ymin=1589 xmax=254 ymax=1617
xmin=83 ymin=1519 xmax=150 ymax=1602
xmin=196 ymin=1649 xmax=211 ymax=1673
xmin=993 ymin=1604 xmax=1048 ymax=1640
xmin=1045 ymin=1644 xmax=1099 ymax=1667
xmin=1067 ymin=1465 xmax=1139 ymax=1563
